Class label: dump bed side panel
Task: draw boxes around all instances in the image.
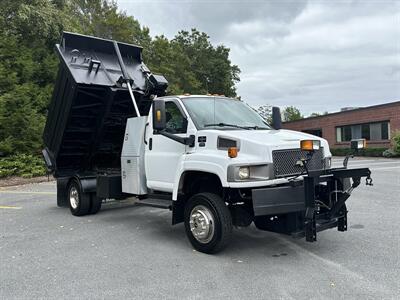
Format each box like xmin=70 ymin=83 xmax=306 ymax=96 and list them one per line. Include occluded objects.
xmin=43 ymin=32 xmax=167 ymax=177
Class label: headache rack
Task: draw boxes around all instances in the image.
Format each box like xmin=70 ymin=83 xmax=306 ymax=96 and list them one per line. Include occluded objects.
xmin=42 ymin=32 xmax=168 ymax=178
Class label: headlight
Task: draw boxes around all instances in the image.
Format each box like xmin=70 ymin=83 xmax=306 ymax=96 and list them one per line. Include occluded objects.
xmin=238 ymin=167 xmax=250 ymax=179
xmin=227 ymin=164 xmax=271 ymax=182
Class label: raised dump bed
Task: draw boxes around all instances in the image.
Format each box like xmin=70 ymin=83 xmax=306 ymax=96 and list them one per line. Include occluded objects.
xmin=43 ymin=32 xmax=167 ymax=177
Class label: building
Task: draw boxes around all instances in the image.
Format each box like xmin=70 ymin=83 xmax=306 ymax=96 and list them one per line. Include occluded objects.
xmin=282 ymin=101 xmax=400 ymax=149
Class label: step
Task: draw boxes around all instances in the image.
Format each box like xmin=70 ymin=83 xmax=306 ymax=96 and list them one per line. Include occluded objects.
xmin=136 ymin=198 xmax=172 ymax=210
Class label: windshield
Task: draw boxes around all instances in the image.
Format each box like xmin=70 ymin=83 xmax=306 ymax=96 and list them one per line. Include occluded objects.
xmin=182 ymin=97 xmax=271 ymax=130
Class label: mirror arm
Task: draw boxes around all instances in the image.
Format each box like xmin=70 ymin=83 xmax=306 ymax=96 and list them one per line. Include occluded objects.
xmin=158 ymin=131 xmax=195 ymax=147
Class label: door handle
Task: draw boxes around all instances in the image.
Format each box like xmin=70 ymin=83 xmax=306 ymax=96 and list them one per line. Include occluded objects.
xmin=149 ymin=138 xmax=152 ymax=150
xmin=144 ymin=123 xmax=149 ymax=145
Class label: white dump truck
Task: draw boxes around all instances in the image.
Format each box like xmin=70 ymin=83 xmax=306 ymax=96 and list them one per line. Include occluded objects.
xmin=42 ymin=32 xmax=372 ymax=253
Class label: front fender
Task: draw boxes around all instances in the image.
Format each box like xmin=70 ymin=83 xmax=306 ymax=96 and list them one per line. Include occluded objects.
xmin=172 ymin=160 xmax=227 ymax=200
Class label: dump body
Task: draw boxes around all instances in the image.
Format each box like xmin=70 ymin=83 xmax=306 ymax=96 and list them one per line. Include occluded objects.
xmin=42 ymin=32 xmax=167 ymax=177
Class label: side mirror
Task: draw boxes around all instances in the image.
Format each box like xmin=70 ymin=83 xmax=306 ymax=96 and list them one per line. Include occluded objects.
xmin=152 ymin=100 xmax=166 ymax=131
xmin=272 ymin=107 xmax=282 ymax=129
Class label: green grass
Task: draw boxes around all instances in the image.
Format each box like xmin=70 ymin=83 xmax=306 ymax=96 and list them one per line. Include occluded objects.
xmin=0 ymin=154 xmax=47 ymax=178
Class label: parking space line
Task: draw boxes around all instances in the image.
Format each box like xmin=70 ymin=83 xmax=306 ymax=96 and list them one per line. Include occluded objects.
xmin=0 ymin=205 xmax=22 ymax=210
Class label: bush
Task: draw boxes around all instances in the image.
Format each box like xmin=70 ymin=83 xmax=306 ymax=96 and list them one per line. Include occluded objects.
xmin=0 ymin=154 xmax=47 ymax=178
xmin=383 ymin=149 xmax=398 ymax=158
xmin=331 ymin=147 xmax=388 ymax=157
xmin=392 ymin=131 xmax=400 ymax=155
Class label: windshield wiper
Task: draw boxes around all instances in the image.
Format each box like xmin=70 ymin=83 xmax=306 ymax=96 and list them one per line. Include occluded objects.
xmin=243 ymin=125 xmax=270 ymax=130
xmin=204 ymin=123 xmax=251 ymax=130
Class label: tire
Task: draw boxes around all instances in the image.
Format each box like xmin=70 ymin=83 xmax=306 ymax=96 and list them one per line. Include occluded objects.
xmin=89 ymin=193 xmax=102 ymax=214
xmin=68 ymin=179 xmax=90 ymax=216
xmin=184 ymin=193 xmax=232 ymax=254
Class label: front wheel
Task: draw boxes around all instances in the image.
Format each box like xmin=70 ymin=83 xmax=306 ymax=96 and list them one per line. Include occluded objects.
xmin=184 ymin=193 xmax=232 ymax=254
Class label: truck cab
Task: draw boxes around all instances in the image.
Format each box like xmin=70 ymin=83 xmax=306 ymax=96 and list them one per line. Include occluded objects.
xmin=144 ymin=95 xmax=330 ymax=196
xmin=43 ymin=32 xmax=372 ymax=254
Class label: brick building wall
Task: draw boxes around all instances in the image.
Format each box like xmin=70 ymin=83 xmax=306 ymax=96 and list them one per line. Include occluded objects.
xmin=282 ymin=101 xmax=400 ymax=149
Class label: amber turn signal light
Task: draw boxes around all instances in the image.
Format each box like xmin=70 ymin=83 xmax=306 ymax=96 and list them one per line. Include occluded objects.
xmin=228 ymin=147 xmax=238 ymax=158
xmin=300 ymin=140 xmax=321 ymax=151
xmin=156 ymin=110 xmax=162 ymax=121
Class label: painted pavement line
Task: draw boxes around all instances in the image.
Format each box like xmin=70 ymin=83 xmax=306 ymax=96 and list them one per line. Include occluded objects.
xmin=0 ymin=205 xmax=22 ymax=210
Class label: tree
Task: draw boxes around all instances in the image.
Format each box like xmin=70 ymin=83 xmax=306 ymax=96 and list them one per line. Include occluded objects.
xmin=282 ymin=106 xmax=303 ymax=122
xmin=255 ymin=105 xmax=272 ymax=124
xmin=0 ymin=0 xmax=61 ymax=154
xmin=171 ymin=29 xmax=240 ymax=97
xmin=0 ymin=0 xmax=241 ymax=155
xmin=0 ymin=84 xmax=46 ymax=154
xmin=309 ymin=111 xmax=328 ymax=118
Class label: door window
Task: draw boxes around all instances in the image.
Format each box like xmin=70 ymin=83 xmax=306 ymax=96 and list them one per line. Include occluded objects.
xmin=165 ymin=102 xmax=187 ymax=134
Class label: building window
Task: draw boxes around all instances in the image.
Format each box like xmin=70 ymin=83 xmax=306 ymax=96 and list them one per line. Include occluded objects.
xmin=336 ymin=121 xmax=390 ymax=142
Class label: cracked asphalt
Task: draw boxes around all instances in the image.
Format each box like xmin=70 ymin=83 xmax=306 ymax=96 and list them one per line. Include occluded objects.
xmin=0 ymin=157 xmax=399 ymax=299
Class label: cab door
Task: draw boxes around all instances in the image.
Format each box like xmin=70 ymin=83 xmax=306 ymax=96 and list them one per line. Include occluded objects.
xmin=145 ymin=100 xmax=188 ymax=192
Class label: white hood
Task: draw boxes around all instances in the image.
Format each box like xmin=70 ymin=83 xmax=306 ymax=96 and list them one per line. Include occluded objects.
xmin=208 ymin=129 xmax=331 ymax=159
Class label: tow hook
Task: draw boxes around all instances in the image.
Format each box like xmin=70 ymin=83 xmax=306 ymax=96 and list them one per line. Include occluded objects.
xmin=366 ymin=176 xmax=373 ymax=186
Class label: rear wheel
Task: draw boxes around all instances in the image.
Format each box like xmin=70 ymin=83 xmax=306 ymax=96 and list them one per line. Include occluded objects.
xmin=184 ymin=193 xmax=232 ymax=254
xmin=68 ymin=179 xmax=90 ymax=216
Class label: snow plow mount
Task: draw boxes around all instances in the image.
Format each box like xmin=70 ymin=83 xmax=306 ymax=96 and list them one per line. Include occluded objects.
xmin=300 ymin=167 xmax=372 ymax=242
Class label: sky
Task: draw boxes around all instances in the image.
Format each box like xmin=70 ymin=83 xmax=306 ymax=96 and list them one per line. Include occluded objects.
xmin=117 ymin=0 xmax=400 ymax=115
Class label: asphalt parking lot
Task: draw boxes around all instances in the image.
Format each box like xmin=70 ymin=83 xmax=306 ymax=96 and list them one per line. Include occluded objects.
xmin=1 ymin=157 xmax=399 ymax=299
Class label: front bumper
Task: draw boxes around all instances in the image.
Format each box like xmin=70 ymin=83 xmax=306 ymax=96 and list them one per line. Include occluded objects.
xmin=251 ymin=166 xmax=372 ymax=242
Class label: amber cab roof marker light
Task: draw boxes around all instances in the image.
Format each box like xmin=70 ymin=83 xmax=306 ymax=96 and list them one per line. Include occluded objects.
xmin=228 ymin=147 xmax=238 ymax=158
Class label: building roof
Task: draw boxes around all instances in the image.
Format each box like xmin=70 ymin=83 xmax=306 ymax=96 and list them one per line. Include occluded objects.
xmin=283 ymin=100 xmax=400 ymax=124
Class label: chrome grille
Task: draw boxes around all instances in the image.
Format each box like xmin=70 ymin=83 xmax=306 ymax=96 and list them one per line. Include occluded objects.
xmin=272 ymin=148 xmax=324 ymax=178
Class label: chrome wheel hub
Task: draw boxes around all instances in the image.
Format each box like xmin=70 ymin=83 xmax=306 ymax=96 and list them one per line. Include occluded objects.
xmin=69 ymin=186 xmax=79 ymax=209
xmin=189 ymin=205 xmax=215 ymax=244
